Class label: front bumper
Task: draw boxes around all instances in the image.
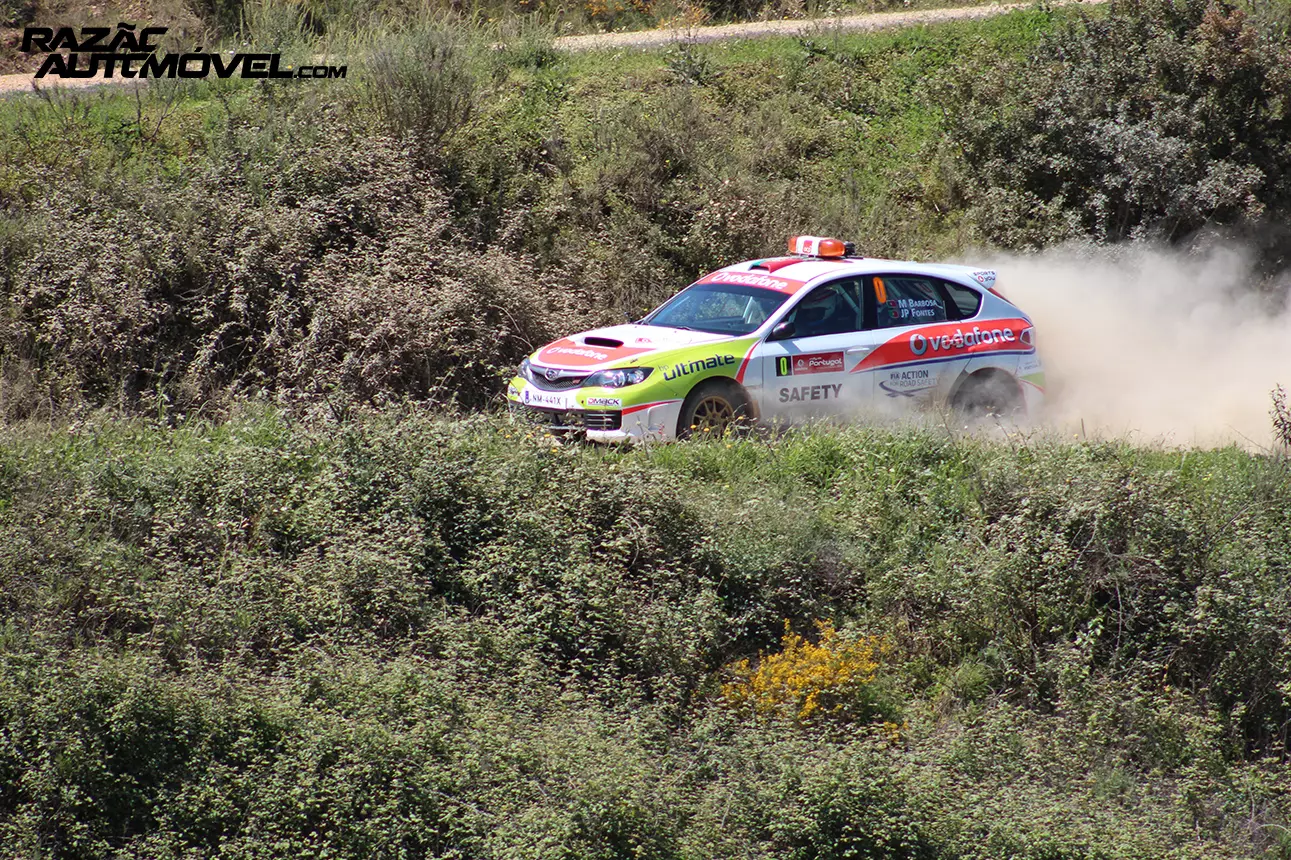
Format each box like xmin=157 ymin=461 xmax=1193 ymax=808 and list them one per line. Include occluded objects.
xmin=507 ymin=378 xmax=682 ymax=443
xmin=512 ymin=404 xmax=623 ymax=433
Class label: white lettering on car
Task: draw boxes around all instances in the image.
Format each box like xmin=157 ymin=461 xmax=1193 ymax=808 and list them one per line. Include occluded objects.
xmin=713 ymin=273 xmax=793 ymax=290
xmin=778 ymin=384 xmax=843 ymax=403
xmin=546 ymin=345 xmax=610 ymax=361
xmin=662 ymin=354 xmax=736 ymax=381
xmin=910 ymin=325 xmax=1018 ymax=355
xmin=880 ymin=367 xmax=936 ymax=398
xmin=775 ymin=351 xmax=844 ymax=377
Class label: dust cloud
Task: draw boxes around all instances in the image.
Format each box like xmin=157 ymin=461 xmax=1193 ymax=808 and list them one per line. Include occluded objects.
xmin=980 ymin=244 xmax=1291 ymax=448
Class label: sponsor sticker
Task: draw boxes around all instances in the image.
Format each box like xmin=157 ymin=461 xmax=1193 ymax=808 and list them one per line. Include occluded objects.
xmin=775 ymin=351 xmax=845 ymax=377
xmin=851 ymin=317 xmax=1033 ymax=374
xmin=880 ymin=369 xmax=935 ymax=398
xmin=536 ymin=338 xmax=654 ymax=368
xmin=909 ymin=325 xmax=1016 ymax=357
xmin=698 ymin=272 xmax=806 ymax=293
xmin=778 ymin=383 xmax=843 ymax=403
xmin=886 ymin=368 xmax=931 ymax=385
xmin=709 ymin=273 xmax=793 ymax=290
xmin=880 ymin=381 xmax=935 ymax=398
xmin=661 ymin=354 xmax=736 ymax=381
xmin=586 ymin=397 xmax=622 ymax=408
xmin=546 ymin=345 xmax=609 ymax=362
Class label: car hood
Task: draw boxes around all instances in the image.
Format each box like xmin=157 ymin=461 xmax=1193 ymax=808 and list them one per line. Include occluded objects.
xmin=530 ymin=324 xmax=736 ymax=371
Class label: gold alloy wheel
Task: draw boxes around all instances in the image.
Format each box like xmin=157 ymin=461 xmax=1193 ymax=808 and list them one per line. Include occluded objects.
xmin=690 ymin=395 xmax=736 ymax=435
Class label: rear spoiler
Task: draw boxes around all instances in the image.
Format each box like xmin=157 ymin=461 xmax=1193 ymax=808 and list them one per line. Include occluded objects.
xmin=921 ymin=264 xmax=1005 ymax=298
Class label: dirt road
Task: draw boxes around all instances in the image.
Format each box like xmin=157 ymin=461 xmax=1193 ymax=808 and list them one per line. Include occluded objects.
xmin=0 ymin=1 xmax=1104 ymax=96
xmin=555 ymin=0 xmax=1104 ymax=51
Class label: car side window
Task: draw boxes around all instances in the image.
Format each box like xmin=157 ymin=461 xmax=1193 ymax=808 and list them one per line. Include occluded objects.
xmin=941 ymin=280 xmax=983 ymax=319
xmin=784 ymin=279 xmax=865 ymax=338
xmin=869 ymin=275 xmax=949 ymax=329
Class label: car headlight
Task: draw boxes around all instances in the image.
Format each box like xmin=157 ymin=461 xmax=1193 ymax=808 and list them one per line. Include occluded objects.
xmin=584 ymin=367 xmax=653 ymax=388
xmin=518 ymin=358 xmax=533 ymax=381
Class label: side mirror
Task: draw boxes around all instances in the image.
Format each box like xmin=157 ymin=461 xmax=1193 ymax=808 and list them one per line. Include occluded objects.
xmin=769 ymin=320 xmax=795 ymax=341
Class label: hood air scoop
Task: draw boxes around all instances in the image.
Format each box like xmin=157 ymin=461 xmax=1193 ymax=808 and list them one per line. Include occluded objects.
xmin=583 ymin=336 xmax=624 ymax=348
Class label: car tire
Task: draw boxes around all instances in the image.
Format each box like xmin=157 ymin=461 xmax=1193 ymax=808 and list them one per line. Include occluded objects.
xmin=951 ymin=370 xmax=1023 ymax=419
xmin=677 ymin=379 xmax=752 ymax=439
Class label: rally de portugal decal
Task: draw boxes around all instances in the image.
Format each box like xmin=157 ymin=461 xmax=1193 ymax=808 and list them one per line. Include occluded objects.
xmin=776 ymin=351 xmax=845 ymax=377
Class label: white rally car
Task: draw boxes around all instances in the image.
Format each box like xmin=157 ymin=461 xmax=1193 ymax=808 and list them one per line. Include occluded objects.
xmin=508 ymin=236 xmax=1044 ymax=442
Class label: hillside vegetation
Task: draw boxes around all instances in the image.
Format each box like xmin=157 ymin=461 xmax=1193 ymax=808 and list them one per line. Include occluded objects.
xmin=1 ymin=1 xmax=1291 ymax=856
xmin=1 ymin=411 xmax=1290 ymax=857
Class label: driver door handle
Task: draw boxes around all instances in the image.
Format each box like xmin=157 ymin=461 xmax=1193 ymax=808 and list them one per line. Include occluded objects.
xmin=846 ymin=347 xmax=872 ymax=355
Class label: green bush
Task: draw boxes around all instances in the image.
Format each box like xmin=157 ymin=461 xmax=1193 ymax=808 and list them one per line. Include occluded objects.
xmin=0 ymin=97 xmax=585 ymax=416
xmin=361 ymin=21 xmax=481 ymax=153
xmin=944 ymin=0 xmax=1291 ymax=251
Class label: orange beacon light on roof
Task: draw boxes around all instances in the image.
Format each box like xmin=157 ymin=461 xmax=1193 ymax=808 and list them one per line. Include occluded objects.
xmin=788 ymin=235 xmax=849 ymax=258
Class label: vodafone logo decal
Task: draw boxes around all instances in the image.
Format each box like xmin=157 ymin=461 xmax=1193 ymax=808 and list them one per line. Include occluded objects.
xmin=546 ymin=345 xmax=609 ymax=361
xmin=535 ymin=337 xmax=654 ymax=368
xmin=909 ymin=324 xmax=1019 ymax=356
xmin=852 ymin=318 xmax=1033 ymax=374
xmin=704 ymin=273 xmax=801 ymax=292
xmin=721 ymin=273 xmax=789 ymax=289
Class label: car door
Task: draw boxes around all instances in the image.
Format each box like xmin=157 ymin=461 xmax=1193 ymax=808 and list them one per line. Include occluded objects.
xmin=856 ymin=273 xmax=968 ymax=404
xmin=751 ymin=278 xmax=883 ymax=423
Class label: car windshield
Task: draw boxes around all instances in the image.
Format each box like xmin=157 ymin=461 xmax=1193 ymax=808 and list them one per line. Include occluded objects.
xmin=641 ymin=283 xmax=791 ymax=335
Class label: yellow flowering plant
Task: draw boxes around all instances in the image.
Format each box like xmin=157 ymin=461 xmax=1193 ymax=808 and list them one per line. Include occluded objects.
xmin=723 ymin=620 xmax=895 ymax=726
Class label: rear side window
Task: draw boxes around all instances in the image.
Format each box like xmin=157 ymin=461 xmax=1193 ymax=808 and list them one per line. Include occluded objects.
xmin=871 ymin=276 xmax=948 ymax=328
xmin=941 ymin=280 xmax=983 ymax=319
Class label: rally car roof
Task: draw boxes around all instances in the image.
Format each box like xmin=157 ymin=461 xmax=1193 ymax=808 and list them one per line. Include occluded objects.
xmin=717 ymin=256 xmax=989 ymax=289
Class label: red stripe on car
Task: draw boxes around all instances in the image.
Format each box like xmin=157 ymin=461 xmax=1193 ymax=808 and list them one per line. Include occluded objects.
xmin=852 ymin=318 xmax=1034 ymax=373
